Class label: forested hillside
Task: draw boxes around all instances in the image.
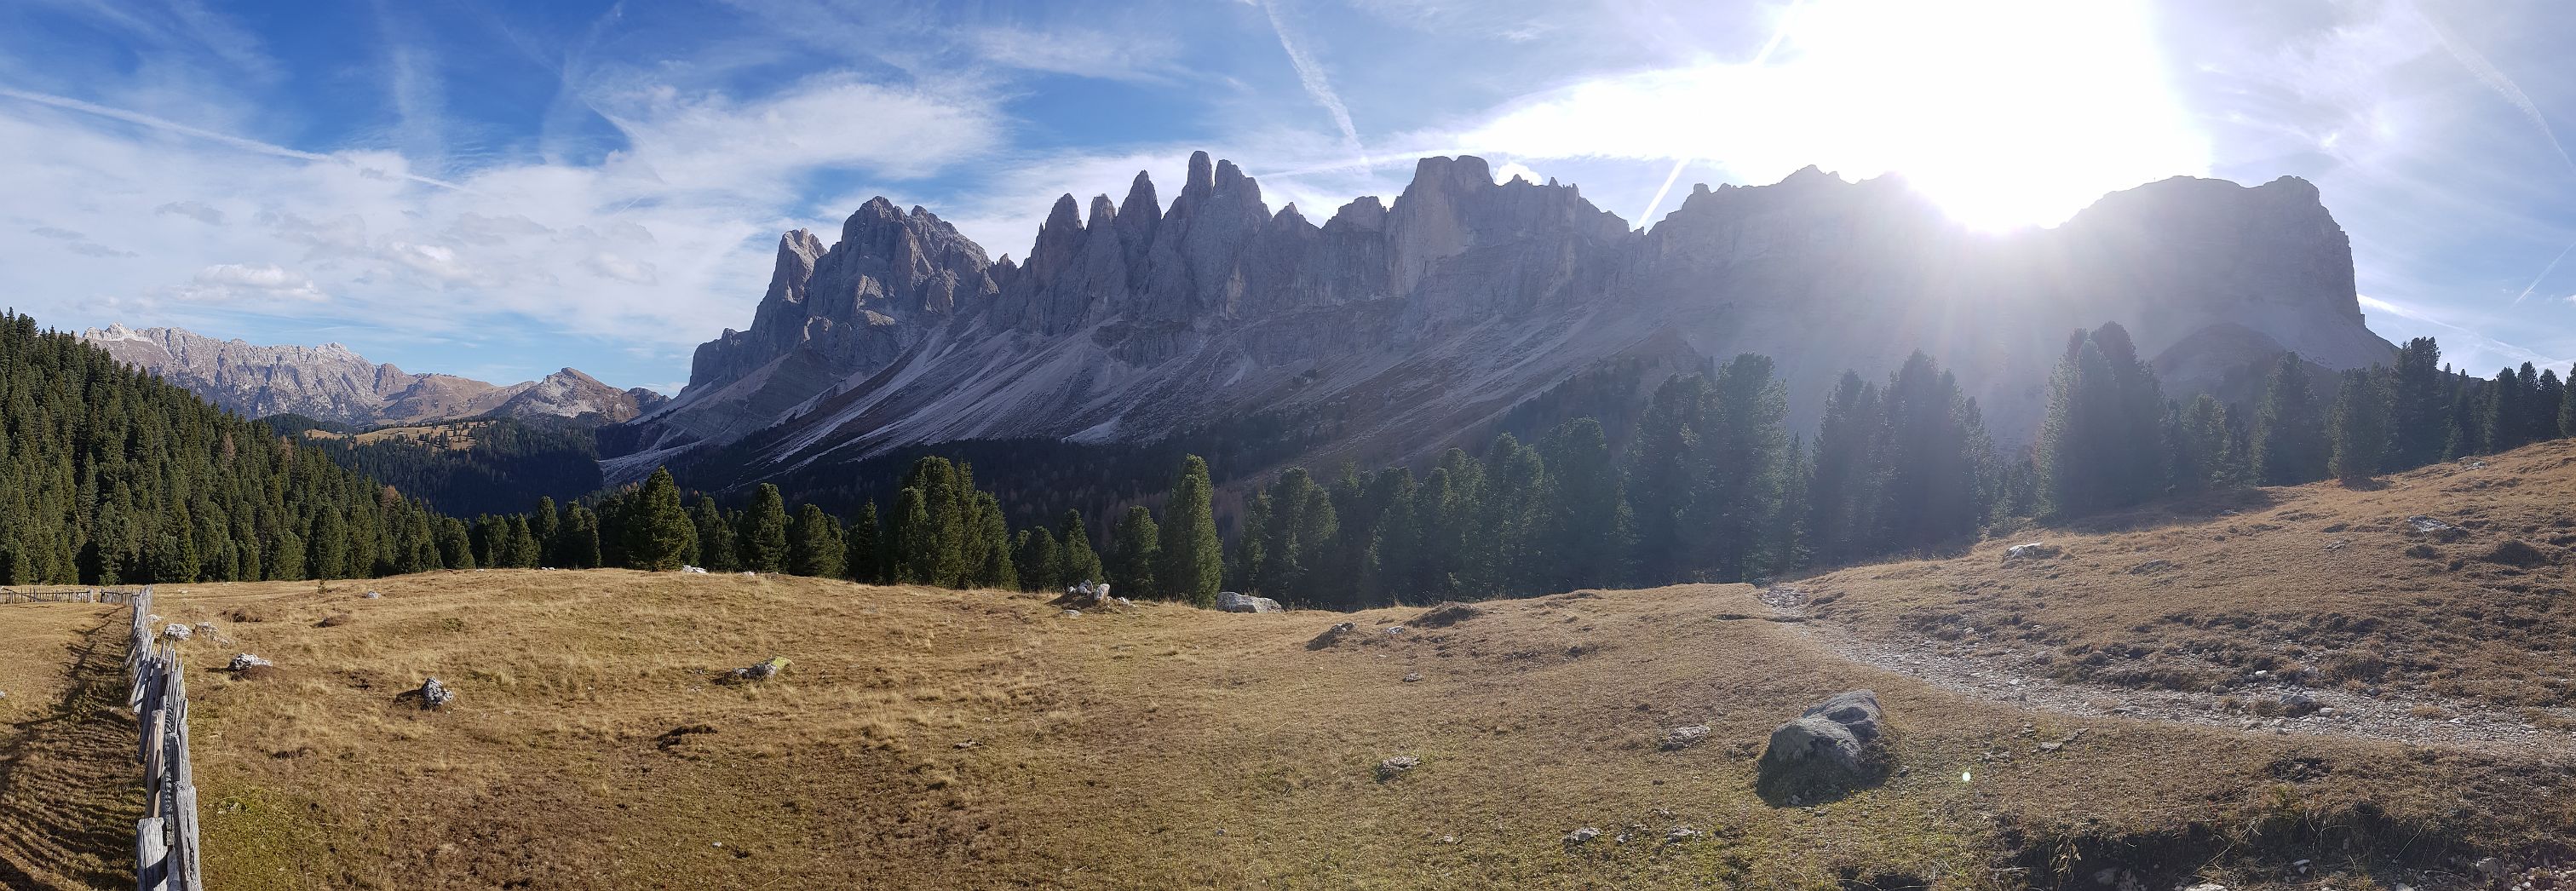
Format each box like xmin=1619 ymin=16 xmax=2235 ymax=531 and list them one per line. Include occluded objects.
xmin=0 ymin=313 xmax=464 ymax=584
xmin=265 ymin=415 xmax=605 ymax=516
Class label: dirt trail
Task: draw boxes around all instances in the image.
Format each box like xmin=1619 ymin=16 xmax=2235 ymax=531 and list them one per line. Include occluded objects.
xmin=1757 ymin=585 xmax=2576 ymax=756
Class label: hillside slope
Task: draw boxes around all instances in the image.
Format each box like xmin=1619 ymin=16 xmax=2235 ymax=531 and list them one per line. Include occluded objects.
xmin=1791 ymin=439 xmax=2576 ymax=737
xmin=78 ymin=566 xmax=2567 ymax=890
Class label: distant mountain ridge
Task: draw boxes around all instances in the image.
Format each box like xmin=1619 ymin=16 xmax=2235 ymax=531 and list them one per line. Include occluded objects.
xmin=605 ymin=152 xmax=2395 ymax=490
xmin=81 ymin=324 xmax=667 ymax=428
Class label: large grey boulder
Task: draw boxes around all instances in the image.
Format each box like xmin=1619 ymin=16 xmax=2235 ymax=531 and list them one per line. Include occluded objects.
xmin=1216 ymin=591 xmax=1283 ymax=613
xmin=1757 ymin=690 xmax=1892 ymax=802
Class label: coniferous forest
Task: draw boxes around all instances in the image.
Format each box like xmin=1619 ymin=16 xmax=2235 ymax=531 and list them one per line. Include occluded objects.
xmin=9 ymin=311 xmax=2573 ymax=610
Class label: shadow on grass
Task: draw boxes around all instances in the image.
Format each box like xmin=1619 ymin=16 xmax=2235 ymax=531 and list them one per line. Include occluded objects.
xmin=0 ymin=611 xmax=142 ymax=890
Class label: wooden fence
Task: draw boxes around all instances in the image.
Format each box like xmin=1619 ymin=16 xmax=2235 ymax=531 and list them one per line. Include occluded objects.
xmin=124 ymin=587 xmax=204 ymax=891
xmin=0 ymin=586 xmax=147 ymax=605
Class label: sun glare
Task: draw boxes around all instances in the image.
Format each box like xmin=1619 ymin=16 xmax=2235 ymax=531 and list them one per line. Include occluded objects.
xmin=1468 ymin=0 xmax=2210 ymax=231
xmin=1775 ymin=0 xmax=2211 ymax=230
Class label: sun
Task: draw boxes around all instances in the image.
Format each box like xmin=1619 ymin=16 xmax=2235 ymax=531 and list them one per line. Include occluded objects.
xmin=1768 ymin=0 xmax=2211 ymax=230
xmin=1466 ymin=0 xmax=2211 ymax=232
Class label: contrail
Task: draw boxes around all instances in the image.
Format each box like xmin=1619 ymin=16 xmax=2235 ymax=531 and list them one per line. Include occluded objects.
xmin=1260 ymin=0 xmax=1370 ymax=172
xmin=2404 ymin=3 xmax=2576 ymax=304
xmin=0 ymin=85 xmax=481 ymax=194
xmin=1635 ymin=0 xmax=1809 ymax=229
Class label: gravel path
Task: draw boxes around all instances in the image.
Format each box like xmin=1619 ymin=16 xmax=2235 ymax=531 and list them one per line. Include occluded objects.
xmin=1760 ymin=586 xmax=2576 ymax=756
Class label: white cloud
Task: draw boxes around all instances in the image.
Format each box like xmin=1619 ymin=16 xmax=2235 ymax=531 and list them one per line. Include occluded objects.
xmin=176 ymin=263 xmax=329 ymax=303
xmin=0 ymin=71 xmax=1003 ymax=373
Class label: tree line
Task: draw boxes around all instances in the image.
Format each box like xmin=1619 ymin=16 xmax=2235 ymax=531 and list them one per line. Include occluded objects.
xmin=0 ymin=313 xmax=462 ymax=584
xmin=17 ymin=307 xmax=2569 ymax=610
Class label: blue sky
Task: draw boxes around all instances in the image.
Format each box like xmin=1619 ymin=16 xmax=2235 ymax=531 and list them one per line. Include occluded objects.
xmin=3 ymin=0 xmax=2573 ymax=393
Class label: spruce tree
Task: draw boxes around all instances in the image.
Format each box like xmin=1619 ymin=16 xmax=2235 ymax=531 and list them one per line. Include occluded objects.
xmin=561 ymin=504 xmax=602 ymax=569
xmin=2328 ymin=366 xmax=2392 ymax=483
xmin=1542 ymin=418 xmax=1631 ymax=591
xmin=1699 ymin=354 xmax=1792 ymax=583
xmin=2252 ymin=353 xmax=2331 ymax=486
xmin=740 ymin=483 xmax=789 ymax=572
xmin=530 ymin=497 xmax=560 ymax=566
xmin=1015 ymin=527 xmax=1061 ymax=592
xmin=1156 ymin=455 xmax=1222 ymax=606
xmin=1804 ymin=371 xmax=1883 ymax=566
xmin=691 ymin=498 xmax=735 ymax=572
xmin=436 ymin=517 xmax=474 ymax=570
xmin=963 ymin=493 xmax=1014 ymax=589
xmin=786 ymin=503 xmax=846 ymax=578
xmin=846 ymin=502 xmax=881 ymax=583
xmin=1627 ymin=371 xmax=1711 ymax=583
xmin=1107 ymin=505 xmax=1160 ymax=599
xmin=2387 ymin=338 xmax=2449 ymax=470
xmin=627 ymin=468 xmax=694 ymax=571
xmin=969 ymin=497 xmax=1017 ymax=590
xmin=2171 ymin=394 xmax=2231 ymax=493
xmin=893 ymin=486 xmax=937 ymax=584
xmin=1056 ymin=509 xmax=1104 ymax=588
xmin=507 ymin=514 xmax=541 ymax=567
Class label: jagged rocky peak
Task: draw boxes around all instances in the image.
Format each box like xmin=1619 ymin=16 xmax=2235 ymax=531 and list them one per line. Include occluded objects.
xmin=80 ymin=325 xmax=652 ymax=427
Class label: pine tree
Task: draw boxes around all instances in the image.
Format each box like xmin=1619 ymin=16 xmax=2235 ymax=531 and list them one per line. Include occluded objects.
xmin=1156 ymin=455 xmax=1222 ymax=606
xmin=1107 ymin=505 xmax=1160 ymax=599
xmin=2329 ymin=366 xmax=2393 ymax=483
xmin=626 ymin=468 xmax=695 ymax=571
xmin=2387 ymin=338 xmax=2449 ymax=470
xmin=2036 ymin=324 xmax=2167 ymax=518
xmin=1699 ymin=354 xmax=1793 ymax=583
xmin=1015 ymin=527 xmax=1061 ymax=593
xmin=561 ymin=504 xmax=601 ymax=569
xmin=2563 ymin=364 xmax=2576 ymax=439
xmin=530 ymin=497 xmax=560 ymax=566
xmin=846 ymin=502 xmax=881 ymax=583
xmin=1055 ymin=509 xmax=1104 ymax=588
xmin=786 ymin=503 xmax=845 ymax=578
xmin=739 ymin=483 xmax=789 ymax=572
xmin=1875 ymin=353 xmax=1990 ymax=551
xmin=1804 ymin=371 xmax=1883 ymax=566
xmin=1627 ymin=372 xmax=1711 ymax=583
xmin=436 ymin=517 xmax=474 ymax=570
xmin=893 ymin=487 xmax=936 ymax=584
xmin=969 ymin=497 xmax=1017 ymax=590
xmin=2171 ymin=394 xmax=2231 ymax=493
xmin=1542 ymin=418 xmax=1631 ymax=590
xmin=691 ymin=498 xmax=735 ymax=572
xmin=2252 ymin=353 xmax=2330 ymax=486
xmin=507 ymin=514 xmax=541 ymax=567
xmin=963 ymin=493 xmax=1014 ymax=589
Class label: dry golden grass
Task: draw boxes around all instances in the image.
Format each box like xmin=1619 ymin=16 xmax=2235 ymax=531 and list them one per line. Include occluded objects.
xmin=1799 ymin=440 xmax=2576 ymax=710
xmin=60 ymin=567 xmax=2560 ymax=889
xmin=0 ymin=601 xmax=142 ymax=890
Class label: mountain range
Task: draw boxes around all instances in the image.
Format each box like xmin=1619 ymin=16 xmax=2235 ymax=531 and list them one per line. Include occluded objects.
xmin=80 ymin=324 xmax=666 ymax=428
xmin=601 ymin=152 xmax=2394 ymax=488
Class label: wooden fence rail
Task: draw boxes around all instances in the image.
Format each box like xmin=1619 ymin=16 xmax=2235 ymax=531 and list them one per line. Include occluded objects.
xmin=0 ymin=587 xmax=146 ymax=605
xmin=122 ymin=587 xmax=204 ymax=891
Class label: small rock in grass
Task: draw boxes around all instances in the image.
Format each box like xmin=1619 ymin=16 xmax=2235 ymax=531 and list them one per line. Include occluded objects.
xmin=162 ymin=623 xmax=193 ymax=641
xmin=1664 ymin=826 xmax=1699 ymax=843
xmin=1661 ymin=724 xmax=1711 ymax=750
xmin=729 ymin=657 xmax=790 ymax=681
xmin=361 ymin=590 xmax=382 ymax=599
xmin=1375 ymin=756 xmax=1421 ymax=779
xmin=227 ymin=653 xmax=273 ymax=671
xmin=1563 ymin=827 xmax=1600 ymax=845
xmin=2004 ymin=542 xmax=2061 ymax=561
xmin=1215 ymin=591 xmax=1283 ymax=613
xmin=1402 ymin=672 xmax=1423 ymax=683
xmin=417 ymin=678 xmax=455 ymax=710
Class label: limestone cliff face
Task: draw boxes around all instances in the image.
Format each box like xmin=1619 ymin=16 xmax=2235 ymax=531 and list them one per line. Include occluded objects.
xmin=81 ymin=325 xmax=659 ymax=427
xmin=607 ymin=153 xmax=2395 ymax=486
